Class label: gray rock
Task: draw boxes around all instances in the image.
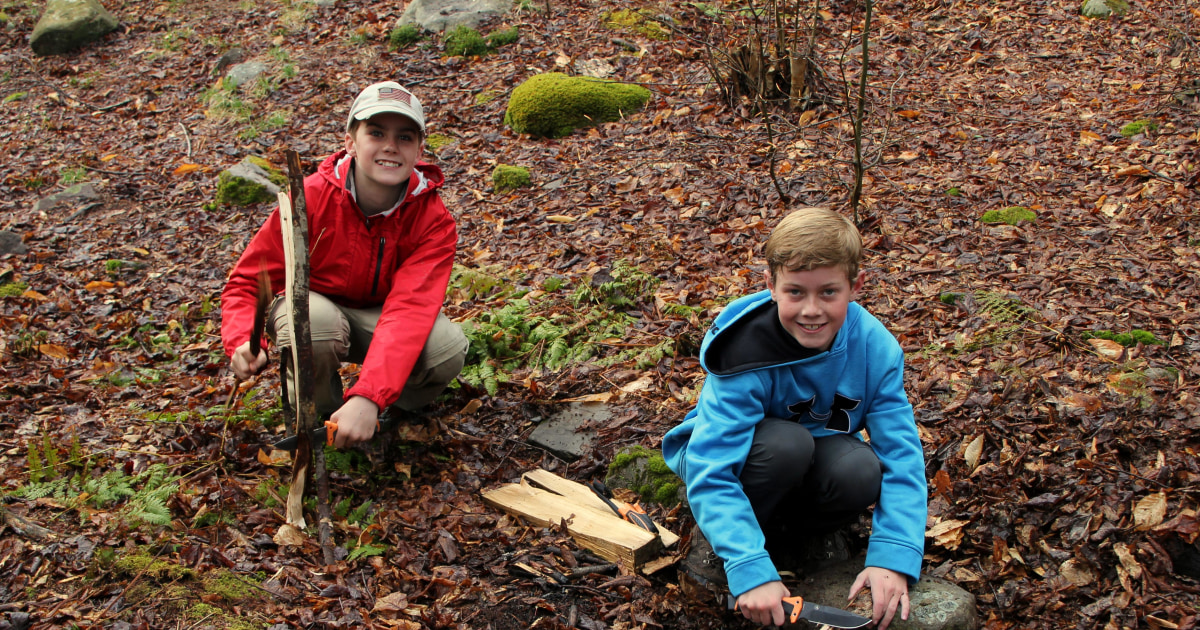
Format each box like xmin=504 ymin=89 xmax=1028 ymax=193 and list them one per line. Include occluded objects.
xmin=605 ymin=446 xmax=685 ymax=508
xmin=1081 ymin=0 xmax=1130 ymax=18
xmin=800 ymin=555 xmax=979 ymax=630
xmin=397 ymin=0 xmax=509 ymax=32
xmin=31 ymin=0 xmax=119 ymax=56
xmin=33 ymin=183 xmax=101 ymax=212
xmin=526 ymin=402 xmax=607 ymax=462
xmin=0 ymin=231 xmax=27 ymax=256
xmin=213 ymin=47 xmax=246 ymax=77
xmin=225 ymin=61 xmax=268 ymax=88
xmin=215 ymin=157 xmax=283 ymax=207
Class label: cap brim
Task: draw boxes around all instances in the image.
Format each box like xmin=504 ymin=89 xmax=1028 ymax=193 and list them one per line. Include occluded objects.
xmin=350 ymin=105 xmax=425 ymax=132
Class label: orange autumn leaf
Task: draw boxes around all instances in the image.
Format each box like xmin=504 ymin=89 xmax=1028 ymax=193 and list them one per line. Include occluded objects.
xmin=85 ymin=280 xmax=116 ymax=292
xmin=896 ymin=110 xmax=921 ymax=119
xmin=173 ymin=163 xmax=202 ymax=175
xmin=39 ymin=344 xmax=71 ymax=359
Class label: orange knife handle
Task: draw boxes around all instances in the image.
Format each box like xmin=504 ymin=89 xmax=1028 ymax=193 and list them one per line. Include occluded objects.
xmin=325 ymin=420 xmax=338 ymax=446
xmin=781 ymin=596 xmax=804 ymax=624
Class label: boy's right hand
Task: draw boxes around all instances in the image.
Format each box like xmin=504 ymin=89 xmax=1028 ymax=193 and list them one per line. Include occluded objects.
xmin=231 ymin=340 xmax=268 ymax=379
xmin=736 ymin=580 xmax=790 ymax=627
xmin=330 ymin=396 xmax=380 ymax=448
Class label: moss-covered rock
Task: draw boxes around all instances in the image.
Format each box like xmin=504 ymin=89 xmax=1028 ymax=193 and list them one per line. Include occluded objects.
xmin=980 ymin=206 xmax=1036 ymax=226
xmin=1119 ymin=119 xmax=1157 ymax=138
xmin=604 ymin=9 xmax=670 ymax=40
xmin=606 ymin=445 xmax=684 ymax=508
xmin=1081 ymin=0 xmax=1130 ymax=18
xmin=214 ymin=157 xmax=284 ymax=207
xmin=492 ymin=164 xmax=531 ymax=192
xmin=504 ymin=72 xmax=652 ymax=138
xmin=425 ymin=132 xmax=453 ymax=152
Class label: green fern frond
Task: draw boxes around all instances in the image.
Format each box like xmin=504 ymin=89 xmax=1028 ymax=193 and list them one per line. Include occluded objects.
xmin=975 ymin=291 xmax=1036 ymax=324
xmin=347 ymin=544 xmax=386 ymax=561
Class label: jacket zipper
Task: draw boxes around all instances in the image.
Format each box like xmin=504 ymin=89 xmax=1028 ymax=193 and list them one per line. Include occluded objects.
xmin=371 ymin=236 xmax=385 ymax=297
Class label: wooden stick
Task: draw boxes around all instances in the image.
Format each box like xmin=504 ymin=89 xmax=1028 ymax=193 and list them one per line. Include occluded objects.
xmin=281 ymin=150 xmax=336 ymax=565
xmin=278 ymin=189 xmax=309 ymax=531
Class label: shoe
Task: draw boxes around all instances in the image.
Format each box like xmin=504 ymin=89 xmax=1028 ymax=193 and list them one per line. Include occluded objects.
xmin=680 ymin=526 xmax=727 ymax=590
xmin=790 ymin=528 xmax=855 ymax=575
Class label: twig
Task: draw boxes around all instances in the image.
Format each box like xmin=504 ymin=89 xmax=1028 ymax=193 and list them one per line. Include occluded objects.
xmin=178 ymin=122 xmax=192 ymax=160
xmin=0 ymin=504 xmax=60 ymax=542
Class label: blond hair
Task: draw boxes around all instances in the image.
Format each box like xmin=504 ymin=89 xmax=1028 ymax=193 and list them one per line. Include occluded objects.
xmin=765 ymin=207 xmax=862 ymax=282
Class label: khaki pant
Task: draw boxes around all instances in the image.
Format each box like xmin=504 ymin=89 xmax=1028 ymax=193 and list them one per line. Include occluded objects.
xmin=269 ymin=292 xmax=468 ymax=416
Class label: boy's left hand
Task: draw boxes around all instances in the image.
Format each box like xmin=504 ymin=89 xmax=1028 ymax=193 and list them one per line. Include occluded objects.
xmin=848 ymin=567 xmax=909 ymax=630
xmin=330 ymin=396 xmax=380 ymax=448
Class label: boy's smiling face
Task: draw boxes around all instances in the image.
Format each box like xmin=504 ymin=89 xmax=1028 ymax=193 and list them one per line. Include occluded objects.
xmin=345 ymin=112 xmax=424 ymax=205
xmin=765 ymin=264 xmax=863 ymax=352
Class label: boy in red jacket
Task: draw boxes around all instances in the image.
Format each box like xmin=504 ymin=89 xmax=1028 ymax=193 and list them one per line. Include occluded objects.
xmin=221 ymin=81 xmax=467 ymax=448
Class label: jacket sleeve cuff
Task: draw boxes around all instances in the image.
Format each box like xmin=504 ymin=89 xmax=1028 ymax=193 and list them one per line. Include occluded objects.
xmin=726 ymin=553 xmax=781 ymax=598
xmin=344 ymin=385 xmax=388 ymax=413
xmin=865 ymin=539 xmax=924 ymax=584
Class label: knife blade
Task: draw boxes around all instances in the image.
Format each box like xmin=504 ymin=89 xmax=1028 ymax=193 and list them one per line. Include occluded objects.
xmin=272 ymin=411 xmax=401 ymax=451
xmin=726 ymin=593 xmax=871 ymax=629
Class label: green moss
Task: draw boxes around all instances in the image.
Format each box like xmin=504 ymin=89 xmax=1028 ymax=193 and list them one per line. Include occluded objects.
xmin=1119 ymin=119 xmax=1157 ymax=138
xmin=245 ymin=156 xmax=287 ymax=188
xmin=113 ymin=552 xmax=196 ymax=581
xmin=939 ymin=292 xmax=964 ymax=305
xmin=425 ymin=132 xmax=453 ymax=152
xmin=605 ymin=9 xmax=670 ymax=40
xmin=475 ymin=89 xmax=503 ymax=106
xmin=1082 ymin=329 xmax=1165 ymax=347
xmin=203 ymin=569 xmax=263 ymax=602
xmin=606 ymin=445 xmax=683 ymax=508
xmin=946 ymin=187 xmax=962 ymax=197
xmin=389 ymin=23 xmax=423 ymax=50
xmin=980 ymin=206 xmax=1036 ymax=225
xmin=492 ymin=164 xmax=532 ymax=192
xmin=486 ymin=26 xmax=519 ymax=49
xmin=444 ymin=25 xmax=489 ymax=57
xmin=3 ymin=91 xmax=27 ymax=104
xmin=0 ymin=282 xmax=28 ymax=297
xmin=504 ymin=72 xmax=652 ymax=139
xmin=215 ymin=170 xmax=271 ymax=207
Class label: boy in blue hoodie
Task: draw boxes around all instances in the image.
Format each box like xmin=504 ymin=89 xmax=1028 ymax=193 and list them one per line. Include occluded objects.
xmin=662 ymin=208 xmax=927 ymax=629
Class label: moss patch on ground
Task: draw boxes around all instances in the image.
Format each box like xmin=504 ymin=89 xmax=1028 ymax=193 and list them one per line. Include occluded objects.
xmin=604 ymin=9 xmax=670 ymax=40
xmin=1120 ymin=119 xmax=1157 ymax=138
xmin=492 ymin=164 xmax=532 ymax=192
xmin=981 ymin=206 xmax=1036 ymax=225
xmin=1082 ymin=329 xmax=1165 ymax=347
xmin=504 ymin=72 xmax=651 ymax=138
xmin=425 ymin=133 xmax=453 ymax=152
xmin=607 ymin=445 xmax=683 ymax=507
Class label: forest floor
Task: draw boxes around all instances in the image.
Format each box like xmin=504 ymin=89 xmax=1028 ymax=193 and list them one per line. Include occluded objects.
xmin=1 ymin=0 xmax=1199 ymax=628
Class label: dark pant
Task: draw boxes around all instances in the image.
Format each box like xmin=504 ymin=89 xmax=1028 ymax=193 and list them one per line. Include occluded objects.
xmin=739 ymin=417 xmax=882 ymax=540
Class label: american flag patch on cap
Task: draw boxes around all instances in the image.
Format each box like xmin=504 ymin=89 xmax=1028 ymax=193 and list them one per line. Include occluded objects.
xmin=377 ymin=87 xmax=411 ymax=104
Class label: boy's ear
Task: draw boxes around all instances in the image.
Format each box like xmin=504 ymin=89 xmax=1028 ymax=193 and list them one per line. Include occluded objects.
xmin=763 ymin=268 xmax=775 ymax=292
xmin=850 ymin=270 xmax=865 ymax=299
xmin=344 ymin=132 xmax=356 ymax=157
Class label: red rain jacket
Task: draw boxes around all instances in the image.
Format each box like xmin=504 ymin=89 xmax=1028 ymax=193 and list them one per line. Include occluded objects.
xmin=221 ymin=150 xmax=456 ymax=410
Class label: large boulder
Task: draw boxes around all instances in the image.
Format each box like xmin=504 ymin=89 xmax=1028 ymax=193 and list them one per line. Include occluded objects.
xmin=397 ymin=0 xmax=509 ymax=33
xmin=31 ymin=0 xmax=119 ymax=56
xmin=504 ymin=72 xmax=652 ymax=139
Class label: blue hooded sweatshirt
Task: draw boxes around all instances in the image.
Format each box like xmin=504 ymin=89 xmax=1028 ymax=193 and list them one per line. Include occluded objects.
xmin=662 ymin=290 xmax=927 ymax=598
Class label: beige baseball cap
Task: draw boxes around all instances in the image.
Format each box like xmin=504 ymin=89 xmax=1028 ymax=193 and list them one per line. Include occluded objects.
xmin=346 ymin=81 xmax=425 ymax=134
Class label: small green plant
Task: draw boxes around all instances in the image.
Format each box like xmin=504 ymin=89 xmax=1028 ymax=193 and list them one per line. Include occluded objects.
xmin=980 ymin=206 xmax=1036 ymax=225
xmin=10 ymin=328 xmax=48 ymax=358
xmin=572 ymin=260 xmax=660 ymax=310
xmin=447 ymin=264 xmax=523 ymax=302
xmin=492 ymin=164 xmax=532 ymax=192
xmin=201 ymin=77 xmax=254 ymax=123
xmin=946 ymin=187 xmax=962 ymax=197
xmin=939 ymin=292 xmax=964 ymax=305
xmin=58 ymin=166 xmax=87 ymax=185
xmin=541 ymin=276 xmax=565 ymax=292
xmin=16 ymin=463 xmax=180 ymax=528
xmin=444 ymin=25 xmax=489 ymax=57
xmin=389 ymin=23 xmax=423 ymax=49
xmin=348 ymin=31 xmax=371 ymax=46
xmin=976 ymin=291 xmax=1037 ymax=324
xmin=1119 ymin=119 xmax=1157 ymax=138
xmin=346 ymin=542 xmax=387 ymax=561
xmin=4 ymin=91 xmax=28 ymax=104
xmin=474 ymin=89 xmax=503 ymax=106
xmin=0 ymin=281 xmax=28 ymax=297
xmin=486 ymin=26 xmax=519 ymax=49
xmin=1082 ymin=329 xmax=1165 ymax=347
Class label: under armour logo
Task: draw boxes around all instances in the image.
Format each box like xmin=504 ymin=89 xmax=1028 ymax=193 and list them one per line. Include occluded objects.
xmin=787 ymin=394 xmax=861 ymax=433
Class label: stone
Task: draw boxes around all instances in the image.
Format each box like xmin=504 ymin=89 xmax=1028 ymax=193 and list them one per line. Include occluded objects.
xmin=214 ymin=157 xmax=284 ymax=207
xmin=212 ymin=47 xmax=246 ymax=77
xmin=1081 ymin=0 xmax=1130 ymax=18
xmin=0 ymin=231 xmax=27 ymax=257
xmin=605 ymin=445 xmax=685 ymax=508
xmin=31 ymin=0 xmax=119 ymax=56
xmin=397 ymin=0 xmax=509 ymax=33
xmin=800 ymin=555 xmax=979 ymax=630
xmin=225 ymin=61 xmax=268 ymax=88
xmin=33 ymin=183 xmax=100 ymax=212
xmin=526 ymin=402 xmax=606 ymax=462
xmin=504 ymin=72 xmax=652 ymax=139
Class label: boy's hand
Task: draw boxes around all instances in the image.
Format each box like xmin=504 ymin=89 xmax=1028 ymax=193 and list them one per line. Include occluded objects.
xmin=330 ymin=396 xmax=380 ymax=448
xmin=849 ymin=567 xmax=910 ymax=630
xmin=231 ymin=340 xmax=268 ymax=380
xmin=736 ymin=581 xmax=790 ymax=627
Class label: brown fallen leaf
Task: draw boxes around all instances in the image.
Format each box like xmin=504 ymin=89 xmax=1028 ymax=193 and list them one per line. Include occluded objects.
xmin=273 ymin=523 xmax=307 ymax=546
xmin=1059 ymin=558 xmax=1096 ymax=586
xmin=1087 ymin=338 xmax=1124 ymax=359
xmin=38 ymin=344 xmax=71 ymax=359
xmin=1114 ymin=165 xmax=1149 ymax=177
xmin=1133 ymin=492 xmax=1167 ymax=531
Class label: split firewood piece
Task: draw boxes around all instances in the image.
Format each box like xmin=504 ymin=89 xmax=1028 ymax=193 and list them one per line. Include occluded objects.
xmin=482 ymin=469 xmax=678 ymax=572
xmin=277 ymin=188 xmax=308 ymax=534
